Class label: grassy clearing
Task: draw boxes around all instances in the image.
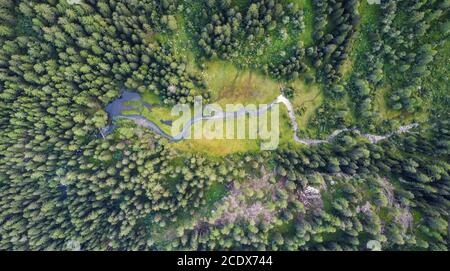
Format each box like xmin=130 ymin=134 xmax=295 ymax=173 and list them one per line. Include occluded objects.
xmin=171 ymin=109 xmax=274 ymax=157
xmin=204 ymin=60 xmax=281 ymax=106
xmin=119 ymin=59 xmax=297 ymax=157
xmin=290 ymin=80 xmax=323 ymax=130
xmin=172 ymin=138 xmax=260 ymax=157
xmin=171 ymin=61 xmax=321 ymax=155
xmin=171 ymin=60 xmax=281 ymax=156
xmin=119 ymin=59 xmax=324 ymax=156
xmin=171 ymin=104 xmax=307 ymax=156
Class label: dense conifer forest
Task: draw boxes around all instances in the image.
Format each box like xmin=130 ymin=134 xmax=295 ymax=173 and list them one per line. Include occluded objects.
xmin=0 ymin=0 xmax=448 ymax=251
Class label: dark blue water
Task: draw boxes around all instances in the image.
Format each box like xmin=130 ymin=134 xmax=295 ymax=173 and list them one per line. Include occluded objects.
xmin=105 ymin=91 xmax=142 ymax=117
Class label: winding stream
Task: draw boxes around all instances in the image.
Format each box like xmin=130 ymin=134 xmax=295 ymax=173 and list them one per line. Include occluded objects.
xmin=104 ymin=91 xmax=419 ymax=145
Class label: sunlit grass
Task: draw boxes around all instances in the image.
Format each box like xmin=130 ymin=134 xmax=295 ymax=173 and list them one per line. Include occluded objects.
xmin=120 ymin=59 xmax=323 ymax=156
xmin=290 ymin=79 xmax=323 ymax=131
xmin=204 ymin=60 xmax=281 ymax=106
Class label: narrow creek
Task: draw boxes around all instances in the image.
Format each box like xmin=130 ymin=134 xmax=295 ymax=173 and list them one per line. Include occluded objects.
xmin=103 ymin=91 xmax=419 ymax=145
